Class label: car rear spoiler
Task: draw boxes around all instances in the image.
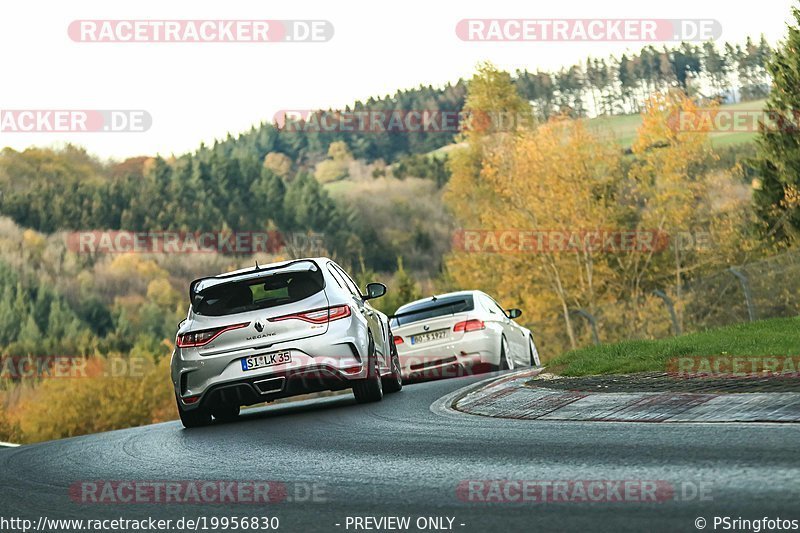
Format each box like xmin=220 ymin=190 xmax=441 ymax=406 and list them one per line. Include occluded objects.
xmin=188 ymin=259 xmax=319 ymax=305
xmin=389 ymin=299 xmax=470 ymax=321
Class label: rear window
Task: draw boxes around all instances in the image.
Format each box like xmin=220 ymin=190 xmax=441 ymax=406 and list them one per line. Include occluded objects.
xmin=193 ymin=269 xmax=324 ymax=317
xmin=391 ymin=295 xmax=474 ymax=327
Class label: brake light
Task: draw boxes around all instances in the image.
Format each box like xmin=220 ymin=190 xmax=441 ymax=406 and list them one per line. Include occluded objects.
xmin=453 ymin=319 xmax=485 ymax=333
xmin=393 ymin=336 xmax=404 ymax=345
xmin=269 ymin=305 xmax=351 ymax=324
xmin=176 ymin=322 xmax=249 ymax=347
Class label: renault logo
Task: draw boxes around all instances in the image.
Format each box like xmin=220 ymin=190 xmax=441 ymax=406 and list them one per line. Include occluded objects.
xmin=254 ymin=322 xmax=264 ymax=332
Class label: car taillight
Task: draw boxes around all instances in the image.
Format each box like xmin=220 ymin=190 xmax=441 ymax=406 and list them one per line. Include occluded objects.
xmin=176 ymin=322 xmax=249 ymax=348
xmin=269 ymin=305 xmax=351 ymax=324
xmin=453 ymin=319 xmax=485 ymax=333
xmin=393 ymin=336 xmax=404 ymax=345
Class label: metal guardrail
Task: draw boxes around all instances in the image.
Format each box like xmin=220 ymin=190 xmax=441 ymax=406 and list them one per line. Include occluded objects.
xmin=523 ymin=250 xmax=800 ymax=350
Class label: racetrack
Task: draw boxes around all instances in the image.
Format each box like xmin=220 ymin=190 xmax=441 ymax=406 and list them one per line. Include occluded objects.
xmin=1 ymin=371 xmax=799 ymax=533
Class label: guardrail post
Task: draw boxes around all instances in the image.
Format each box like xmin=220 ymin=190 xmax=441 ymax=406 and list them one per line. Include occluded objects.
xmin=569 ymin=309 xmax=600 ymax=345
xmin=652 ymin=289 xmax=681 ymax=336
xmin=729 ymin=267 xmax=756 ymax=322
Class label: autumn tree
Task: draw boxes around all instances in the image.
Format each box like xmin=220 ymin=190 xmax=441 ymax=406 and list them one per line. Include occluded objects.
xmin=263 ymin=151 xmax=293 ymax=180
xmin=445 ymin=63 xmax=625 ymax=350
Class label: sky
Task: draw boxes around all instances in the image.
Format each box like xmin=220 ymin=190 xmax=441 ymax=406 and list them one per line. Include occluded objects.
xmin=0 ymin=0 xmax=795 ymax=160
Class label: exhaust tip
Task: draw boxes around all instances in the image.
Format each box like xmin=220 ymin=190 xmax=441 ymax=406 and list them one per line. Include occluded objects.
xmin=253 ymin=377 xmax=286 ymax=395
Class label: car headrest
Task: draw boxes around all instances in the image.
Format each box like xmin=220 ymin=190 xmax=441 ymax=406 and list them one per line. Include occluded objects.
xmin=227 ymin=284 xmax=253 ymax=309
xmin=287 ymin=276 xmax=320 ymax=300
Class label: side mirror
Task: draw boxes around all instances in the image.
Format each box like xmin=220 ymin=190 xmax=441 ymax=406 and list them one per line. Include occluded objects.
xmin=364 ymin=282 xmax=387 ymax=300
xmin=506 ymin=308 xmax=522 ymax=319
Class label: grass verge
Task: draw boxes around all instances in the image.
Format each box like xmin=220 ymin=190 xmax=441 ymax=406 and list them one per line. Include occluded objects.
xmin=547 ymin=316 xmax=800 ymax=376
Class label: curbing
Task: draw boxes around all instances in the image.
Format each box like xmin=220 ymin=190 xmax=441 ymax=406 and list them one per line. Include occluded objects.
xmin=435 ymin=368 xmax=800 ymax=423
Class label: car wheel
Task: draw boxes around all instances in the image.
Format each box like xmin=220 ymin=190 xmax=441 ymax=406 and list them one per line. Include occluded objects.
xmin=490 ymin=336 xmax=512 ymax=372
xmin=382 ymin=338 xmax=403 ymax=394
xmin=176 ymin=397 xmax=212 ymax=428
xmin=529 ymin=337 xmax=541 ymax=367
xmin=211 ymin=404 xmax=241 ymax=423
xmin=353 ymin=335 xmax=384 ymax=403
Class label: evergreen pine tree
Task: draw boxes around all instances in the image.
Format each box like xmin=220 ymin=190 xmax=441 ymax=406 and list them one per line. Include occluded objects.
xmin=753 ymin=7 xmax=800 ymax=240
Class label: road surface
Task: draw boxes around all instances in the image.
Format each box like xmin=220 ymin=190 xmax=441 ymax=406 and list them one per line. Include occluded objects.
xmin=0 ymin=372 xmax=798 ymax=533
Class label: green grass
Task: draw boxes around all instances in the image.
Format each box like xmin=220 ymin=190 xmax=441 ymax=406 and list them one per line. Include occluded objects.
xmin=322 ymin=179 xmax=356 ymax=198
xmin=422 ymin=99 xmax=766 ymax=159
xmin=548 ymin=316 xmax=800 ymax=376
xmin=586 ymin=99 xmax=766 ymax=149
xmin=429 ymin=142 xmax=467 ymax=158
xmin=587 ymin=112 xmax=643 ymax=148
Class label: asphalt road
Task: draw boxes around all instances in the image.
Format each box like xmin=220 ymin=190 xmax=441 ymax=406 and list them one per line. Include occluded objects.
xmin=1 ymin=372 xmax=799 ymax=533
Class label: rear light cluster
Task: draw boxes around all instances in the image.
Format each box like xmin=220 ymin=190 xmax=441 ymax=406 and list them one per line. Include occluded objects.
xmin=176 ymin=322 xmax=249 ymax=347
xmin=393 ymin=319 xmax=485 ymax=345
xmin=269 ymin=305 xmax=351 ymax=324
xmin=176 ymin=306 xmax=352 ymax=348
xmin=454 ymin=319 xmax=485 ymax=333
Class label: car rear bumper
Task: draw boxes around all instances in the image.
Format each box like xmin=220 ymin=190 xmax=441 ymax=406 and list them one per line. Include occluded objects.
xmin=396 ymin=331 xmax=501 ymax=380
xmin=178 ymin=363 xmax=362 ymax=409
xmin=172 ymin=320 xmax=369 ymax=410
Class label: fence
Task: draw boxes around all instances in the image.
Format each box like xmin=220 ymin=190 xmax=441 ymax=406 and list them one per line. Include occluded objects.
xmin=527 ymin=250 xmax=800 ymax=352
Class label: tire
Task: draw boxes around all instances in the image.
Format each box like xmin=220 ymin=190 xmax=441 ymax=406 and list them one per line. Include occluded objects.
xmin=177 ymin=397 xmax=212 ymax=428
xmin=382 ymin=337 xmax=403 ymax=394
xmin=490 ymin=336 xmax=511 ymax=372
xmin=529 ymin=337 xmax=541 ymax=367
xmin=211 ymin=404 xmax=241 ymax=423
xmin=353 ymin=335 xmax=384 ymax=403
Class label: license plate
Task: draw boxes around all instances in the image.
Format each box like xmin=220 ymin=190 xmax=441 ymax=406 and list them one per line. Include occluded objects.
xmin=410 ymin=329 xmax=448 ymax=345
xmin=241 ymin=351 xmax=292 ymax=371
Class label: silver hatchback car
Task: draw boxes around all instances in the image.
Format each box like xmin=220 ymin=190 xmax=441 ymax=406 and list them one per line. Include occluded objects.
xmin=171 ymin=257 xmax=402 ymax=428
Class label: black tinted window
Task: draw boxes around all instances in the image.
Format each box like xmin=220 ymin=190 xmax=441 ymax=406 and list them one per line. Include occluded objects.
xmin=194 ymin=269 xmax=324 ymax=316
xmin=391 ymin=295 xmax=474 ymax=327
